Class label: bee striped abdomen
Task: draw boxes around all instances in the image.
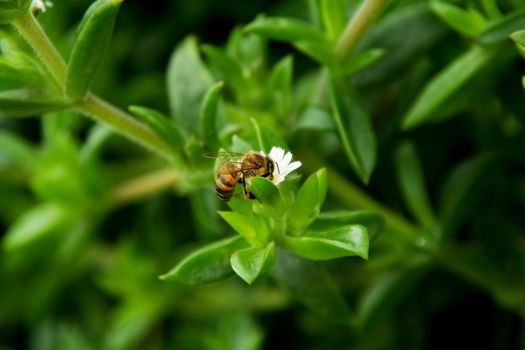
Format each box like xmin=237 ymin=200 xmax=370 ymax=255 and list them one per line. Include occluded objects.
xmin=215 ymin=164 xmax=240 ymax=200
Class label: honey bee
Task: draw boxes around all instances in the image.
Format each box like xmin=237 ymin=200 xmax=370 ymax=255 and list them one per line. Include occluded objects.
xmin=205 ymin=151 xmax=276 ymax=201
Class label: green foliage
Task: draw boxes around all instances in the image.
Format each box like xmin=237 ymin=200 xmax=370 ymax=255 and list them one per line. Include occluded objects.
xmin=0 ymin=0 xmax=31 ymax=24
xmin=159 ymin=236 xmax=248 ymax=285
xmin=1 ymin=0 xmax=525 ymax=347
xmin=65 ymin=0 xmax=122 ymax=100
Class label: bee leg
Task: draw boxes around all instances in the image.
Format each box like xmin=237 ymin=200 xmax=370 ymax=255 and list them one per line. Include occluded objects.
xmin=241 ymin=174 xmax=249 ymax=199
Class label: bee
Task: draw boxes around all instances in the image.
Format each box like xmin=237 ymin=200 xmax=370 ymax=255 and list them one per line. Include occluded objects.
xmin=205 ymin=151 xmax=276 ymax=201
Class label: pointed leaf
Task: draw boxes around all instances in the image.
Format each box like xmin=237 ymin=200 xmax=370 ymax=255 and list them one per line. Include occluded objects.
xmin=250 ymin=117 xmax=287 ymax=154
xmin=295 ymin=106 xmax=334 ymax=131
xmin=167 ymin=36 xmax=213 ymax=133
xmin=438 ymin=154 xmax=495 ymax=239
xmin=359 ymin=264 xmax=428 ymax=328
xmin=65 ymin=0 xmax=122 ymax=100
xmin=0 ymin=89 xmax=66 ymax=117
xmin=200 ymin=81 xmax=224 ymax=150
xmin=479 ymin=9 xmax=525 ymax=44
xmin=0 ymin=0 xmax=31 ymax=23
xmin=230 ymin=242 xmax=276 ymax=284
xmin=283 ymin=225 xmax=369 ymax=260
xmin=272 ymin=250 xmax=354 ymax=325
xmin=129 ymin=105 xmax=185 ymax=153
xmin=249 ymin=177 xmax=286 ymax=218
xmin=0 ymin=130 xmax=37 ymax=173
xmin=510 ymin=30 xmax=525 ymax=58
xmin=3 ymin=202 xmax=73 ymax=251
xmin=353 ymin=3 xmax=447 ymax=86
xmin=287 ymin=168 xmax=327 ymax=233
xmin=160 ymin=236 xmax=248 ymax=285
xmin=330 ymin=79 xmax=376 ymax=183
xmin=267 ymin=55 xmax=293 ymax=118
xmin=402 ymin=45 xmax=498 ymax=130
xmin=219 ymin=211 xmax=261 ymax=246
xmin=202 ymin=45 xmax=244 ymax=93
xmin=310 ymin=210 xmax=384 ymax=242
xmin=320 ymin=0 xmax=346 ymax=40
xmin=341 ymin=49 xmax=385 ymax=76
xmin=394 ymin=141 xmax=435 ymax=227
xmin=293 ymin=40 xmax=335 ymax=67
xmin=245 ymin=16 xmax=327 ymax=44
xmin=430 ymin=1 xmax=486 ymax=37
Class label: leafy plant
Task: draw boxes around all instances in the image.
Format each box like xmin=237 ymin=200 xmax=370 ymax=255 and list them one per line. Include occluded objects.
xmin=1 ymin=0 xmax=525 ymax=348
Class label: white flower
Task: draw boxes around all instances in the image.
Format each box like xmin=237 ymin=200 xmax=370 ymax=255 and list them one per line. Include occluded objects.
xmin=31 ymin=0 xmax=53 ymax=13
xmin=265 ymin=146 xmax=302 ymax=185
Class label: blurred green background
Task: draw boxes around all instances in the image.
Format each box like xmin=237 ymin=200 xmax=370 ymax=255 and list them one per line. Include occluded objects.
xmin=1 ymin=0 xmax=525 ymax=349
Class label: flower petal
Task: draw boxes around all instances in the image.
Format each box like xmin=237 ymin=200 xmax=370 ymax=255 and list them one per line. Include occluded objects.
xmin=281 ymin=152 xmax=292 ymax=168
xmin=281 ymin=160 xmax=302 ymax=178
xmin=269 ymin=147 xmax=285 ymax=164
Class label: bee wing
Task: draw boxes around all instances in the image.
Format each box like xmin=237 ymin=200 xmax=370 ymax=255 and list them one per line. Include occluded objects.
xmin=203 ymin=151 xmax=246 ymax=175
xmin=202 ymin=151 xmax=245 ymax=161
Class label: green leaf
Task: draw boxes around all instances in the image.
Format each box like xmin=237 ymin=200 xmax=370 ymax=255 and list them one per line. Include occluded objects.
xmin=402 ymin=45 xmax=497 ymax=130
xmin=287 ymin=168 xmax=327 ymax=233
xmin=0 ymin=130 xmax=37 ymax=173
xmin=394 ymin=141 xmax=435 ymax=227
xmin=353 ymin=3 xmax=447 ymax=86
xmin=249 ymin=177 xmax=286 ymax=218
xmin=201 ymin=45 xmax=244 ymax=90
xmin=65 ymin=0 xmax=122 ymax=100
xmin=219 ymin=211 xmax=262 ymax=247
xmin=510 ymin=30 xmax=525 ymax=58
xmin=430 ymin=1 xmax=486 ymax=37
xmin=292 ymin=40 xmax=335 ymax=67
xmin=0 ymin=0 xmax=31 ymax=23
xmin=283 ymin=225 xmax=369 ymax=260
xmin=129 ymin=105 xmax=185 ymax=154
xmin=319 ymin=0 xmax=346 ymax=40
xmin=250 ymin=117 xmax=287 ymax=153
xmin=160 ymin=236 xmax=248 ymax=285
xmin=479 ymin=9 xmax=525 ymax=44
xmin=200 ymin=81 xmax=224 ymax=150
xmin=230 ymin=242 xmax=276 ymax=284
xmin=295 ymin=106 xmax=334 ymax=131
xmin=3 ymin=202 xmax=73 ymax=251
xmin=230 ymin=135 xmax=254 ymax=153
xmin=167 ymin=36 xmax=213 ymax=133
xmin=272 ymin=250 xmax=354 ymax=325
xmin=0 ymin=55 xmax=44 ymax=90
xmin=309 ymin=211 xmax=384 ymax=242
xmin=341 ymin=49 xmax=385 ymax=76
xmin=330 ymin=78 xmax=376 ymax=183
xmin=359 ymin=264 xmax=428 ymax=328
xmin=438 ymin=154 xmax=495 ymax=239
xmin=227 ymin=27 xmax=267 ymax=74
xmin=245 ymin=16 xmax=327 ymax=45
xmin=267 ymin=55 xmax=293 ymax=118
xmin=0 ymin=89 xmax=66 ymax=117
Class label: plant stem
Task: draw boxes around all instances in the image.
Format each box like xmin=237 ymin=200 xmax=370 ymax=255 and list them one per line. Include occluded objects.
xmin=335 ymin=0 xmax=389 ymax=60
xmin=111 ymin=168 xmax=180 ymax=205
xmin=77 ymin=94 xmax=172 ymax=159
xmin=12 ymin=11 xmax=172 ymax=160
xmin=12 ymin=11 xmax=66 ymax=86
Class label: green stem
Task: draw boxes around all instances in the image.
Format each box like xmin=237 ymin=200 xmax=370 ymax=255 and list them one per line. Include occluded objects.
xmin=12 ymin=11 xmax=67 ymax=86
xmin=335 ymin=0 xmax=389 ymax=60
xmin=111 ymin=168 xmax=180 ymax=205
xmin=11 ymin=11 xmax=172 ymax=160
xmin=77 ymin=94 xmax=172 ymax=159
